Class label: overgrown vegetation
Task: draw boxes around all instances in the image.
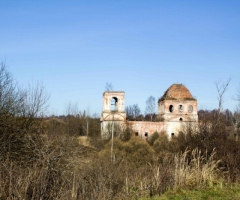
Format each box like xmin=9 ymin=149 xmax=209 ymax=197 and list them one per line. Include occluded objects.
xmin=1 ymin=63 xmax=240 ymax=199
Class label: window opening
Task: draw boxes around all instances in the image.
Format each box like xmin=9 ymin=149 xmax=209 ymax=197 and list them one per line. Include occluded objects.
xmin=111 ymin=97 xmax=118 ymax=111
xmin=188 ymin=105 xmax=193 ymax=113
xmin=145 ymin=132 xmax=148 ymax=137
xmin=169 ymin=105 xmax=174 ymax=112
xmin=179 ymin=105 xmax=183 ymax=112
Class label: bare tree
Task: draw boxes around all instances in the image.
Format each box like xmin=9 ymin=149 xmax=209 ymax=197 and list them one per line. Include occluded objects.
xmin=24 ymin=82 xmax=50 ymax=118
xmin=215 ymin=79 xmax=231 ymax=122
xmin=0 ymin=62 xmax=50 ymax=164
xmin=233 ymin=83 xmax=240 ymax=140
xmin=105 ymin=82 xmax=113 ymax=91
xmin=210 ymin=78 xmax=231 ymax=140
xmin=145 ymin=96 xmax=156 ymax=121
xmin=132 ymin=104 xmax=141 ymax=118
xmin=0 ymin=62 xmax=26 ymax=116
xmin=125 ymin=105 xmax=133 ymax=119
xmin=125 ymin=104 xmax=141 ymax=120
xmin=235 ymin=82 xmax=240 ymax=102
xmin=65 ymin=102 xmax=80 ymax=116
xmin=233 ymin=106 xmax=240 ymax=141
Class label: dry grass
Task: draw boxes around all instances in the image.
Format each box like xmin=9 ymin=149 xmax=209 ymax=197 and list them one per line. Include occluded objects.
xmin=173 ymin=148 xmax=223 ymax=189
xmin=0 ymin=135 xmax=230 ymax=199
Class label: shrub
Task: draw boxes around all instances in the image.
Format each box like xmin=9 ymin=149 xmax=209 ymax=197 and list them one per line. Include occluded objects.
xmin=120 ymin=127 xmax=132 ymax=141
xmin=100 ymin=138 xmax=155 ymax=168
xmin=153 ymin=133 xmax=169 ymax=153
xmin=147 ymin=131 xmax=159 ymax=146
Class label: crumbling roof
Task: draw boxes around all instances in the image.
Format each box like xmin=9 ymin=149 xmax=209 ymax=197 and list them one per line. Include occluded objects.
xmin=159 ymin=84 xmax=196 ymax=101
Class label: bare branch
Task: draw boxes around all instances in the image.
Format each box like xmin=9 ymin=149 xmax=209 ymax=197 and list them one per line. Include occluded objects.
xmin=0 ymin=62 xmax=26 ymax=116
xmin=105 ymin=82 xmax=113 ymax=91
xmin=215 ymin=78 xmax=231 ymax=113
xmin=214 ymin=78 xmax=231 ymax=128
xmin=233 ymin=82 xmax=240 ymax=102
xmin=125 ymin=104 xmax=141 ymax=120
xmin=145 ymin=96 xmax=156 ymax=121
xmin=25 ymin=82 xmax=50 ymax=117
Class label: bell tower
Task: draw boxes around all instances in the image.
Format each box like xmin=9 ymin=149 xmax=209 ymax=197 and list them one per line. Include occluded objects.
xmin=100 ymin=91 xmax=126 ymax=138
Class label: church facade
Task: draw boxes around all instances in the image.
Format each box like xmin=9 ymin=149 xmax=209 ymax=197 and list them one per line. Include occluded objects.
xmin=100 ymin=84 xmax=198 ymax=138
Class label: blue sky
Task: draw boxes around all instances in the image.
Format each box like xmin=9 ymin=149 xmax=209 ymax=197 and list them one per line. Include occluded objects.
xmin=1 ymin=1 xmax=239 ymax=116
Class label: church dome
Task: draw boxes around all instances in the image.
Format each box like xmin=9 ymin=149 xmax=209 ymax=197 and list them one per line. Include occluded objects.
xmin=159 ymin=84 xmax=195 ymax=101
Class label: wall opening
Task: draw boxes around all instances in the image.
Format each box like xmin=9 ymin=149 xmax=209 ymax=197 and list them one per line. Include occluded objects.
xmin=135 ymin=132 xmax=139 ymax=136
xmin=169 ymin=105 xmax=174 ymax=112
xmin=179 ymin=105 xmax=183 ymax=112
xmin=171 ymin=133 xmax=174 ymax=137
xmin=111 ymin=97 xmax=118 ymax=111
xmin=188 ymin=105 xmax=193 ymax=113
xmin=145 ymin=132 xmax=148 ymax=137
xmin=179 ymin=118 xmax=183 ymax=121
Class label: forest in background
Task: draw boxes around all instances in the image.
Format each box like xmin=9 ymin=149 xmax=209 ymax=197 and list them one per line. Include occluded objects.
xmin=1 ymin=62 xmax=240 ymax=199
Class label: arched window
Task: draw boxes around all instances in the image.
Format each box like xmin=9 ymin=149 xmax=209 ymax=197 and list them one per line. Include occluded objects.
xmin=179 ymin=105 xmax=183 ymax=112
xmin=188 ymin=105 xmax=193 ymax=113
xmin=169 ymin=105 xmax=174 ymax=112
xmin=111 ymin=97 xmax=118 ymax=111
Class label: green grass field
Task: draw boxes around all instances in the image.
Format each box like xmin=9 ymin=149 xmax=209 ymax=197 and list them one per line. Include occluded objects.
xmin=141 ymin=185 xmax=240 ymax=200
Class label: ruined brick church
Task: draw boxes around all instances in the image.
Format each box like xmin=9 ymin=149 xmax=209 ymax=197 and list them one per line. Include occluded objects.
xmin=100 ymin=84 xmax=198 ymax=138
